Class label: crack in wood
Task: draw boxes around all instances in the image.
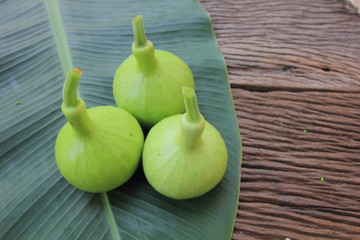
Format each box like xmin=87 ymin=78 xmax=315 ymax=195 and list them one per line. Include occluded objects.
xmin=230 ymin=83 xmax=360 ymax=93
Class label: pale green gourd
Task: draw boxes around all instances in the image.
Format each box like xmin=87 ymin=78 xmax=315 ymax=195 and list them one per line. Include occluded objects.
xmin=113 ymin=15 xmax=195 ymax=128
xmin=55 ymin=68 xmax=144 ymax=193
xmin=142 ymin=87 xmax=228 ymax=199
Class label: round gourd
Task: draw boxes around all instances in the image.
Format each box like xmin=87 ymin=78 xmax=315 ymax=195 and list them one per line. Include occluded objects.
xmin=113 ymin=15 xmax=194 ymax=128
xmin=55 ymin=68 xmax=144 ymax=193
xmin=142 ymin=87 xmax=228 ymax=199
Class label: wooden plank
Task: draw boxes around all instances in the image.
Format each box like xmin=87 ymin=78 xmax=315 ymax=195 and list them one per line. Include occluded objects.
xmin=201 ymin=0 xmax=360 ymax=91
xmin=231 ymin=88 xmax=360 ymax=239
xmin=200 ymin=0 xmax=360 ymax=238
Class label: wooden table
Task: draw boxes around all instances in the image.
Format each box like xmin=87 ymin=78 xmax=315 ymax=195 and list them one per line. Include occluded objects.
xmin=201 ymin=0 xmax=360 ymax=239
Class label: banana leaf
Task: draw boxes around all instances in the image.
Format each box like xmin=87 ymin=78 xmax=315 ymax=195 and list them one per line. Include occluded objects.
xmin=0 ymin=0 xmax=241 ymax=239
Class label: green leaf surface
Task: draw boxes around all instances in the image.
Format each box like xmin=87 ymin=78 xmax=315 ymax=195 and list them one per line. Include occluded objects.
xmin=0 ymin=0 xmax=242 ymax=239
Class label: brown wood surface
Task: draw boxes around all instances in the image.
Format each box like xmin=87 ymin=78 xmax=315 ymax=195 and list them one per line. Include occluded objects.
xmin=201 ymin=0 xmax=360 ymax=239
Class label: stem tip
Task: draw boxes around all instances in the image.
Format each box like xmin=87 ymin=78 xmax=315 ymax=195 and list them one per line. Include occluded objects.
xmin=182 ymin=87 xmax=201 ymax=123
xmin=63 ymin=68 xmax=82 ymax=107
xmin=74 ymin=67 xmax=82 ymax=74
xmin=132 ymin=15 xmax=147 ymax=48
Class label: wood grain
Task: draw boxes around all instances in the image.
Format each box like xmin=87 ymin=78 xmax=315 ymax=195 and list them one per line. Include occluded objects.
xmin=232 ymin=89 xmax=360 ymax=239
xmin=202 ymin=0 xmax=360 ymax=92
xmin=200 ymin=0 xmax=360 ymax=239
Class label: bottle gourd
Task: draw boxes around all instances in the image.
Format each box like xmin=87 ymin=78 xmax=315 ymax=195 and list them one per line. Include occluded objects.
xmin=142 ymin=87 xmax=228 ymax=199
xmin=113 ymin=15 xmax=195 ymax=128
xmin=55 ymin=68 xmax=144 ymax=193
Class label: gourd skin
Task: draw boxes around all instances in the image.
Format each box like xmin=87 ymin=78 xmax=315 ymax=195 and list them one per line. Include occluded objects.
xmin=56 ymin=106 xmax=143 ymax=193
xmin=142 ymin=114 xmax=228 ymax=200
xmin=113 ymin=49 xmax=194 ymax=128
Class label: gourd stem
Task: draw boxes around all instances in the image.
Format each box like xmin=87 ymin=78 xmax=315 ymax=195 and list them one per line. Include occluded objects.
xmin=61 ymin=68 xmax=94 ymax=135
xmin=180 ymin=87 xmax=205 ymax=148
xmin=131 ymin=15 xmax=157 ymax=72
xmin=183 ymin=87 xmax=201 ymax=123
xmin=132 ymin=15 xmax=147 ymax=48
xmin=63 ymin=68 xmax=81 ymax=107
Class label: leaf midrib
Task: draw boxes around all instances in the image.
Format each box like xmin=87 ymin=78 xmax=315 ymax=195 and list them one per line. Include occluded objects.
xmin=44 ymin=0 xmax=73 ymax=76
xmin=100 ymin=193 xmax=121 ymax=240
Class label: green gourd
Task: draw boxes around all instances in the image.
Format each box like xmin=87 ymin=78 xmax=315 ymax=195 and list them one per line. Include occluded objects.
xmin=113 ymin=15 xmax=195 ymax=128
xmin=142 ymin=87 xmax=228 ymax=199
xmin=55 ymin=68 xmax=144 ymax=193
